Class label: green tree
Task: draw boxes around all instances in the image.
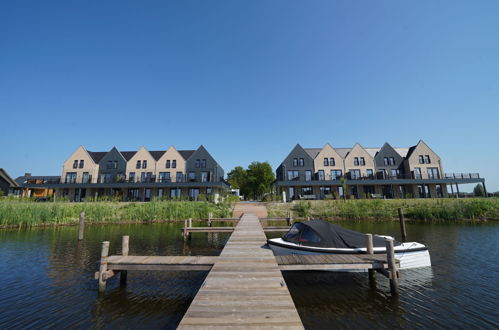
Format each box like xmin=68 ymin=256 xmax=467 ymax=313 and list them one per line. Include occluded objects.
xmin=227 ymin=166 xmax=247 ymax=189
xmin=473 ymin=184 xmax=485 ymax=197
xmin=226 ymin=162 xmax=275 ymax=200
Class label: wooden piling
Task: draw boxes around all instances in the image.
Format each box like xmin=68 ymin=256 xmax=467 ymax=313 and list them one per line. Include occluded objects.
xmin=385 ymin=239 xmax=398 ymax=295
xmin=287 ymin=211 xmax=292 ymax=226
xmin=208 ymin=212 xmax=212 ymax=227
xmin=98 ymin=241 xmax=110 ymax=293
xmin=398 ymin=208 xmax=407 ymax=242
xmin=78 ymin=211 xmax=85 ymax=240
xmin=120 ymin=236 xmax=129 ymax=286
xmin=366 ymin=234 xmax=375 ymax=281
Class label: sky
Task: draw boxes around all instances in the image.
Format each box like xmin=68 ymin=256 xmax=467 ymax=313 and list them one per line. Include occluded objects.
xmin=1 ymin=1 xmax=498 ymax=192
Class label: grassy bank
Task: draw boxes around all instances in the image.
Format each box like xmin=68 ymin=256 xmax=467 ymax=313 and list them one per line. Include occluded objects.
xmin=267 ymin=198 xmax=499 ymax=221
xmin=0 ymin=200 xmax=233 ymax=228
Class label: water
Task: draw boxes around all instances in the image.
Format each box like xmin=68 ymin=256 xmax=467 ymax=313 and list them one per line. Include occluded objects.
xmin=0 ymin=221 xmax=498 ymax=329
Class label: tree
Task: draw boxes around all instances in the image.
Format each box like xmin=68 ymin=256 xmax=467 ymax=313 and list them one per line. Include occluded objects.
xmin=473 ymin=184 xmax=485 ymax=197
xmin=226 ymin=162 xmax=275 ymax=200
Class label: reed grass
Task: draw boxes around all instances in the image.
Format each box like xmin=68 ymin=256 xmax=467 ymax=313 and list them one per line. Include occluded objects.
xmin=0 ymin=200 xmax=232 ymax=227
xmin=267 ymin=198 xmax=499 ymax=221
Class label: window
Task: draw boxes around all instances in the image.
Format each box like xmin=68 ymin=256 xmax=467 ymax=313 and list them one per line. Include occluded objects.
xmin=65 ymin=172 xmax=77 ymax=184
xmin=188 ymin=188 xmax=200 ymax=199
xmin=136 ymin=160 xmax=141 ymax=169
xmin=389 ymin=157 xmax=395 ymax=166
xmin=293 ymin=158 xmax=298 ymax=166
xmin=360 ymin=157 xmax=365 ymax=166
xmin=158 ymin=189 xmax=164 ymax=197
xmin=330 ymin=158 xmax=335 ymax=166
xmin=107 ymin=161 xmax=113 ymax=169
xmin=188 ymin=172 xmax=196 ymax=181
xmin=299 ymin=158 xmax=304 ymax=167
xmin=176 ymin=172 xmax=183 ymax=182
xmin=287 ymin=170 xmax=299 ymax=181
xmin=73 ymin=160 xmax=78 ymax=169
xmin=172 ymin=160 xmax=177 ymax=168
xmin=166 ymin=160 xmax=171 ymax=168
xmin=129 ymin=172 xmax=135 ymax=182
xmin=114 ymin=161 xmax=118 ymax=169
xmin=428 ymin=167 xmax=440 ymax=179
xmin=82 ymin=172 xmax=89 ymax=183
xmin=414 ymin=167 xmax=422 ymax=179
xmin=299 ymin=227 xmax=321 ymax=245
xmin=195 ymin=159 xmax=200 ymax=168
xmin=425 ymin=155 xmax=431 ymax=164
xmin=207 ymin=188 xmax=212 ymax=195
xmin=201 ymin=171 xmax=209 ymax=182
xmin=201 ymin=159 xmax=207 ymax=168
xmin=318 ymin=170 xmax=325 ymax=181
xmin=350 ymin=169 xmax=361 ymax=179
xmin=283 ymin=223 xmax=303 ymax=242
xmin=305 ymin=170 xmax=312 ymax=181
xmin=302 ymin=187 xmax=313 ymax=195
xmin=320 ymin=186 xmax=331 ymax=196
xmin=170 ymin=188 xmax=180 ymax=198
xmin=366 ymin=169 xmax=373 ymax=177
xmin=140 ymin=172 xmax=146 ymax=183
xmin=391 ymin=169 xmax=400 ymax=178
xmin=383 ymin=157 xmax=389 ymax=166
xmin=418 ymin=155 xmax=424 ymax=164
xmin=142 ymin=160 xmax=147 ymax=169
xmin=159 ymin=172 xmax=171 ymax=182
xmin=324 ymin=158 xmax=329 ymax=166
xmin=331 ymin=170 xmax=342 ymax=180
xmin=354 ymin=157 xmax=359 ymax=166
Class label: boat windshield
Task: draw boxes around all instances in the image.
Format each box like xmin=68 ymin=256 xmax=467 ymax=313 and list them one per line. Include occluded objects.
xmin=283 ymin=223 xmax=303 ymax=242
xmin=283 ymin=223 xmax=322 ymax=246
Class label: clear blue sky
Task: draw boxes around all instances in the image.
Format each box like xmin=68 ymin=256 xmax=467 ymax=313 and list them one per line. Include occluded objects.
xmin=1 ymin=1 xmax=498 ymax=192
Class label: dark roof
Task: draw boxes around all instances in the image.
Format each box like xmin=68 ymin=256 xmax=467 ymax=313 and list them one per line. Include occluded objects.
xmin=149 ymin=150 xmax=166 ymax=161
xmin=178 ymin=150 xmax=196 ymax=160
xmin=0 ymin=169 xmax=18 ymax=187
xmin=15 ymin=175 xmax=61 ymax=185
xmin=304 ymin=148 xmax=322 ymax=159
xmin=119 ymin=151 xmax=137 ymax=161
xmin=87 ymin=151 xmax=107 ymax=163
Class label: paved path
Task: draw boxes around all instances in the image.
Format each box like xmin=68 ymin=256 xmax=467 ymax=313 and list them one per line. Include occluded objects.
xmin=178 ymin=204 xmax=303 ymax=329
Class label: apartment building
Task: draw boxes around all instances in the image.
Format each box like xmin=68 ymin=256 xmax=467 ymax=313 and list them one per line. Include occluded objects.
xmin=275 ymin=140 xmax=485 ymax=200
xmin=18 ymin=145 xmax=227 ymax=202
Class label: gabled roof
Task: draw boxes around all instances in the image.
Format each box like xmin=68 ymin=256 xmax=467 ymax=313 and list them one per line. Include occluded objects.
xmin=178 ymin=150 xmax=196 ymax=160
xmin=364 ymin=148 xmax=380 ymax=158
xmin=149 ymin=151 xmax=166 ymax=161
xmin=304 ymin=148 xmax=322 ymax=159
xmin=87 ymin=151 xmax=107 ymax=163
xmin=119 ymin=151 xmax=137 ymax=161
xmin=0 ymin=168 xmax=18 ymax=187
xmin=394 ymin=148 xmax=409 ymax=158
xmin=334 ymin=148 xmax=351 ymax=159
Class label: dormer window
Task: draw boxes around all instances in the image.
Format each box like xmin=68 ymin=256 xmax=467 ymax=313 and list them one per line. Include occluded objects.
xmin=354 ymin=157 xmax=359 ymax=166
xmin=136 ymin=160 xmax=141 ymax=169
xmin=425 ymin=155 xmax=431 ymax=164
xmin=172 ymin=160 xmax=177 ymax=168
xmin=330 ymin=158 xmax=335 ymax=166
xmin=166 ymin=160 xmax=171 ymax=168
xmin=360 ymin=157 xmax=365 ymax=166
xmin=324 ymin=158 xmax=329 ymax=166
xmin=73 ymin=160 xmax=78 ymax=169
xmin=79 ymin=160 xmax=84 ymax=168
xmin=142 ymin=160 xmax=147 ymax=169
xmin=419 ymin=155 xmax=424 ymax=164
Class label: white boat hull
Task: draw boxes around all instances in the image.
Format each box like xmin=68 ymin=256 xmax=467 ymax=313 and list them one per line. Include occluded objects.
xmin=268 ymin=238 xmax=431 ymax=270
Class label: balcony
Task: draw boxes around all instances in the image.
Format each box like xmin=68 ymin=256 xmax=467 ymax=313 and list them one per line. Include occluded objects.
xmin=279 ymin=172 xmax=482 ymax=183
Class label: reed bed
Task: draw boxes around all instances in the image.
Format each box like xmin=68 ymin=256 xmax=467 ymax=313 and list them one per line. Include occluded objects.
xmin=267 ymin=198 xmax=499 ymax=221
xmin=0 ymin=200 xmax=232 ymax=228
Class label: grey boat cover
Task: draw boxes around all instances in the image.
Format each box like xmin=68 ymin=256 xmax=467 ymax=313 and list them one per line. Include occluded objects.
xmin=282 ymin=219 xmax=401 ymax=248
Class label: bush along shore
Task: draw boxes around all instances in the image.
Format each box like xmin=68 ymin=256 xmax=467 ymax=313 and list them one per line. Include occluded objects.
xmin=267 ymin=198 xmax=499 ymax=221
xmin=0 ymin=200 xmax=233 ymax=228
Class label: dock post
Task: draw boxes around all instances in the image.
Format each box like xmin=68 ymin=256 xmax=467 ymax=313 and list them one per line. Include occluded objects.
xmin=120 ymin=236 xmax=129 ymax=286
xmin=98 ymin=241 xmax=110 ymax=293
xmin=208 ymin=212 xmax=212 ymax=227
xmin=78 ymin=211 xmax=85 ymax=241
xmin=287 ymin=211 xmax=292 ymax=226
xmin=188 ymin=218 xmax=192 ymax=240
xmin=398 ymin=208 xmax=407 ymax=242
xmin=183 ymin=219 xmax=188 ymax=240
xmin=366 ymin=234 xmax=375 ymax=282
xmin=385 ymin=239 xmax=398 ymax=295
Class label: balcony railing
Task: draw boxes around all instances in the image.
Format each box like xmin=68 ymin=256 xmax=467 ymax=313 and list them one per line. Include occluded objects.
xmin=281 ymin=172 xmax=481 ymax=182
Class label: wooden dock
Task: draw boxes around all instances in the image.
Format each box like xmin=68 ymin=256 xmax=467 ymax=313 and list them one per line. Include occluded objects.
xmin=96 ymin=204 xmax=401 ymax=328
xmin=178 ymin=212 xmax=304 ymax=329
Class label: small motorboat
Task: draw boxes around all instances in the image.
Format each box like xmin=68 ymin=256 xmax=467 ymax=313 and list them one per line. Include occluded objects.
xmin=267 ymin=220 xmax=431 ymax=270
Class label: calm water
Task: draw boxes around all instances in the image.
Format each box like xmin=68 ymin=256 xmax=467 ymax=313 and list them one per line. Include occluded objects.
xmin=0 ymin=221 xmax=498 ymax=329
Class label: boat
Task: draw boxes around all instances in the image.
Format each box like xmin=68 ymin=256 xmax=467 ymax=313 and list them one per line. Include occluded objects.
xmin=267 ymin=220 xmax=431 ymax=270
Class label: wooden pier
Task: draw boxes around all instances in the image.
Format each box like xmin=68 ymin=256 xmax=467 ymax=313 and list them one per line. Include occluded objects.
xmin=96 ymin=204 xmax=400 ymax=328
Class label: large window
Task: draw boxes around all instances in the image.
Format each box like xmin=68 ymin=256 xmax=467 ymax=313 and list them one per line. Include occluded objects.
xmin=302 ymin=187 xmax=313 ymax=195
xmin=188 ymin=188 xmax=200 ymax=199
xmin=428 ymin=167 xmax=440 ymax=179
xmin=305 ymin=170 xmax=312 ymax=181
xmin=201 ymin=172 xmax=209 ymax=182
xmin=366 ymin=169 xmax=373 ymax=177
xmin=414 ymin=167 xmax=422 ymax=179
xmin=331 ymin=170 xmax=342 ymax=180
xmin=176 ymin=172 xmax=183 ymax=182
xmin=350 ymin=169 xmax=361 ymax=179
xmin=65 ymin=172 xmax=77 ymax=184
xmin=188 ymin=172 xmax=196 ymax=181
xmin=129 ymin=172 xmax=135 ymax=182
xmin=318 ymin=170 xmax=325 ymax=181
xmin=159 ymin=172 xmax=171 ymax=182
xmin=82 ymin=172 xmax=89 ymax=183
xmin=287 ymin=170 xmax=299 ymax=181
xmin=391 ymin=169 xmax=400 ymax=178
